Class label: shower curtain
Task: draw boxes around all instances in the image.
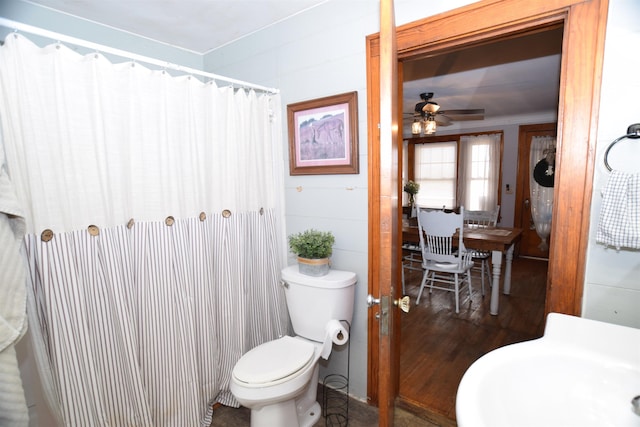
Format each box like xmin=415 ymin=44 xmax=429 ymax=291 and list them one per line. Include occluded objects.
xmin=0 ymin=33 xmax=288 ymax=426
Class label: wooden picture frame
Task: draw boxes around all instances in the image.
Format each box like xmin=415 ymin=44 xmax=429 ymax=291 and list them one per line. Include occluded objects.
xmin=287 ymin=91 xmax=359 ymax=175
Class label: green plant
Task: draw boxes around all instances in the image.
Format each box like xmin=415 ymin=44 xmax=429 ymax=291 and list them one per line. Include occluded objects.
xmin=288 ymin=229 xmax=335 ymax=259
xmin=404 ymin=180 xmax=420 ymax=207
xmin=403 ymin=180 xmax=420 ymax=195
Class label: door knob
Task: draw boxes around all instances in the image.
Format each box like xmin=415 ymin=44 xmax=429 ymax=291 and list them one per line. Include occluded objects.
xmin=367 ymin=294 xmax=380 ymax=307
xmin=367 ymin=294 xmax=410 ymax=312
xmin=394 ymin=295 xmax=410 ymax=313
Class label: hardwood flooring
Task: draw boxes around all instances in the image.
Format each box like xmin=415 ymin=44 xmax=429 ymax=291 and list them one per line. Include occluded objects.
xmin=398 ymin=256 xmax=548 ymax=425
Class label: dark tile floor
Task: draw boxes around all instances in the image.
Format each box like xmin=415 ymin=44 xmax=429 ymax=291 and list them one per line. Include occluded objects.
xmin=210 ymin=384 xmax=442 ymax=426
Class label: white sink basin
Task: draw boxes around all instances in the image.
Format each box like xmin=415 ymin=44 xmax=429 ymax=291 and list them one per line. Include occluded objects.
xmin=456 ymin=313 xmax=640 ymax=427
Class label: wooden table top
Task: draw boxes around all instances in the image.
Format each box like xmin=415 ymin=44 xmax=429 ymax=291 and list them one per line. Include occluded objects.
xmin=403 ymin=225 xmax=523 ymax=253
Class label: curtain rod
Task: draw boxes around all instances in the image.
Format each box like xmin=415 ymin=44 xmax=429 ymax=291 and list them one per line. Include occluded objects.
xmin=0 ymin=17 xmax=279 ymax=94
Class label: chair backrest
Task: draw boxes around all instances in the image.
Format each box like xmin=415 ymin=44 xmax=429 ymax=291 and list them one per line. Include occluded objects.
xmin=463 ymin=205 xmax=500 ymax=228
xmin=417 ymin=206 xmax=466 ymax=263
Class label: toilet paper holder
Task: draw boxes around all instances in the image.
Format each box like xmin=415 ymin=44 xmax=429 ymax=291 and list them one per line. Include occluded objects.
xmin=322 ymin=319 xmax=351 ymax=427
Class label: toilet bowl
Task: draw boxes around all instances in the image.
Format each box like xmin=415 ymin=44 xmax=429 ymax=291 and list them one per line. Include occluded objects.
xmin=230 ymin=336 xmax=323 ymax=427
xmin=230 ymin=265 xmax=356 ymax=427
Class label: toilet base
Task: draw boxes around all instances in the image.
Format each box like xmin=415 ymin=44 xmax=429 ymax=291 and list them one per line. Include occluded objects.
xmin=297 ymin=401 xmax=321 ymax=427
xmin=249 ymin=399 xmax=320 ymax=427
xmin=250 ymin=399 xmax=296 ymax=427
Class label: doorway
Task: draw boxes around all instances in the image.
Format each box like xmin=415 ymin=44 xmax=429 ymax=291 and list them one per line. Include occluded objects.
xmin=515 ymin=123 xmax=558 ymax=258
xmin=397 ymin=28 xmax=561 ymax=422
xmin=366 ymin=0 xmax=608 ymax=422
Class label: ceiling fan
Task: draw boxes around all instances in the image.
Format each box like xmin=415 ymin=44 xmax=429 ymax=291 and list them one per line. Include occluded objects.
xmin=407 ymin=92 xmax=485 ymax=134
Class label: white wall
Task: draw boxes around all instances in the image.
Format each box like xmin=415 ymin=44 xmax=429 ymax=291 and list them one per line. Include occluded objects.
xmin=205 ymin=0 xmax=377 ymax=400
xmin=583 ymin=0 xmax=640 ymax=328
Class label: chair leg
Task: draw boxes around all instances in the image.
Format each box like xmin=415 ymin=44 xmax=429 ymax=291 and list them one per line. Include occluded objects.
xmin=479 ymin=260 xmax=486 ymax=296
xmin=401 ymin=263 xmax=406 ymax=294
xmin=484 ymin=259 xmax=492 ymax=289
xmin=416 ymin=270 xmax=429 ymax=304
xmin=429 ymin=271 xmax=435 ymax=293
xmin=454 ymin=273 xmax=460 ymax=313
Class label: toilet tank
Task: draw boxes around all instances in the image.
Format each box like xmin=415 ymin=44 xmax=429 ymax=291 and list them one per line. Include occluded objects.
xmin=281 ymin=265 xmax=357 ymax=342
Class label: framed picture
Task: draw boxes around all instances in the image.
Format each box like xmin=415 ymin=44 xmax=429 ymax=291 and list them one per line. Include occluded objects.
xmin=287 ymin=91 xmax=359 ymax=175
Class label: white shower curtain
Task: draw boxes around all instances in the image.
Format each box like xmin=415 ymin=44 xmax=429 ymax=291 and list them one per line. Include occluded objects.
xmin=0 ymin=33 xmax=288 ymax=425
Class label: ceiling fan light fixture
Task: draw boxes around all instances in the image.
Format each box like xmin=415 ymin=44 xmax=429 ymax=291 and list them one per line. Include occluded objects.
xmin=424 ymin=115 xmax=437 ymax=134
xmin=411 ymin=117 xmax=422 ymax=135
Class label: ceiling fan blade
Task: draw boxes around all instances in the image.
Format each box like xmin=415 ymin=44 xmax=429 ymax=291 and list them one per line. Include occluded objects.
xmin=439 ymin=109 xmax=485 ymax=122
xmin=444 ymin=114 xmax=485 ymax=121
xmin=434 ymin=115 xmax=451 ymax=126
xmin=439 ymin=108 xmax=485 ymax=116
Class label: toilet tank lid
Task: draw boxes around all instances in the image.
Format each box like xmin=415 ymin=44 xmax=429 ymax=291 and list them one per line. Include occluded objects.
xmin=281 ymin=265 xmax=357 ymax=288
xmin=233 ymin=336 xmax=315 ymax=384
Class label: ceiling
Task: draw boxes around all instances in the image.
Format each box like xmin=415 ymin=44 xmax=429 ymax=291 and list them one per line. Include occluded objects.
xmin=402 ymin=27 xmax=563 ymax=134
xmin=21 ymin=1 xmax=563 ymax=135
xmin=24 ymin=0 xmax=330 ymax=54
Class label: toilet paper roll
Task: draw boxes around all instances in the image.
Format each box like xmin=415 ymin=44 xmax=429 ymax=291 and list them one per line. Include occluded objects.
xmin=320 ymin=320 xmax=349 ymax=360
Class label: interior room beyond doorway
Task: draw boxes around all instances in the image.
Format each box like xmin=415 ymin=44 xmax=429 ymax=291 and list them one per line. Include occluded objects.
xmin=397 ymin=25 xmax=563 ymax=424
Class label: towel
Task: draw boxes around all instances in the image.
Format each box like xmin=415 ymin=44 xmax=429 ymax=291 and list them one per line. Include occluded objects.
xmin=0 ymin=166 xmax=29 ymax=425
xmin=596 ymin=170 xmax=640 ymax=250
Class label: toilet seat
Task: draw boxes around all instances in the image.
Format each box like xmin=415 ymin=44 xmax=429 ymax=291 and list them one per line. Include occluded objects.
xmin=233 ymin=336 xmax=315 ymax=385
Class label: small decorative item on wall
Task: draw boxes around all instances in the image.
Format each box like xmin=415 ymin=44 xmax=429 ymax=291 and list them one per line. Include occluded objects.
xmin=287 ymin=91 xmax=359 ymax=175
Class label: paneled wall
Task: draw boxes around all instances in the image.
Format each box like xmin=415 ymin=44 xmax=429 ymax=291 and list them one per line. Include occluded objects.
xmin=583 ymin=0 xmax=640 ymax=328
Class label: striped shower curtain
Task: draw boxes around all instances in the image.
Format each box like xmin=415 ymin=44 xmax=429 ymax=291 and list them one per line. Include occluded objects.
xmin=0 ymin=33 xmax=288 ymax=425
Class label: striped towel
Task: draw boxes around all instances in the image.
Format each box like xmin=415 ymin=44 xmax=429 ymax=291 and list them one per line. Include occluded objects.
xmin=596 ymin=170 xmax=640 ymax=250
xmin=0 ymin=168 xmax=29 ymax=426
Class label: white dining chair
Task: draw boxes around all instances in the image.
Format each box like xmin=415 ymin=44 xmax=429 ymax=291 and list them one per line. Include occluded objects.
xmin=415 ymin=206 xmax=475 ymax=313
xmin=463 ymin=205 xmax=500 ymax=295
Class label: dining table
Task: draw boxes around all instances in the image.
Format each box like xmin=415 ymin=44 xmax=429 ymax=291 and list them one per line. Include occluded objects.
xmin=402 ymin=223 xmax=523 ymax=315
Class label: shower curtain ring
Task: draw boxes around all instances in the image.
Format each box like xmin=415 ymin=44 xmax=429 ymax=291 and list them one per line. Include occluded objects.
xmin=41 ymin=229 xmax=54 ymax=242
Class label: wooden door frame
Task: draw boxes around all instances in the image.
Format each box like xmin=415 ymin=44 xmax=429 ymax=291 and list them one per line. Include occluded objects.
xmin=366 ymin=0 xmax=608 ymax=407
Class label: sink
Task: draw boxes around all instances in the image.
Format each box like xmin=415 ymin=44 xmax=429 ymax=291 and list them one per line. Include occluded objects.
xmin=456 ymin=313 xmax=640 ymax=427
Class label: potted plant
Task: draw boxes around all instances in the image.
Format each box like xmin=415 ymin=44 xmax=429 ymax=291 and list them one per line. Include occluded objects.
xmin=404 ymin=180 xmax=420 ymax=208
xmin=288 ymin=229 xmax=335 ymax=276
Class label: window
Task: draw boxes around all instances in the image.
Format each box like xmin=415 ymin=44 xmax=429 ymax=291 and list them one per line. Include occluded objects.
xmin=458 ymin=133 xmax=501 ymax=210
xmin=414 ymin=141 xmax=457 ymax=209
xmin=407 ymin=132 xmax=502 ymax=210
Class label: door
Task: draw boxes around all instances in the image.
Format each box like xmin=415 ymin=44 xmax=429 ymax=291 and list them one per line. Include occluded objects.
xmin=515 ymin=123 xmax=557 ymax=258
xmin=374 ymin=0 xmax=400 ymax=425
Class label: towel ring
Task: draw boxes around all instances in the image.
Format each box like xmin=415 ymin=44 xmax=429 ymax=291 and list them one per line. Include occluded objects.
xmin=604 ymin=123 xmax=640 ymax=171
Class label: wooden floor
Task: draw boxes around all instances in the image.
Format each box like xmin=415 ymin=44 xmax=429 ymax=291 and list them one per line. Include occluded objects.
xmin=398 ymin=256 xmax=548 ymax=425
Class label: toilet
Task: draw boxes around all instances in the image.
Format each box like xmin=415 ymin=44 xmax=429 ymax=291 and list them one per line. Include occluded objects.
xmin=230 ymin=265 xmax=357 ymax=427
